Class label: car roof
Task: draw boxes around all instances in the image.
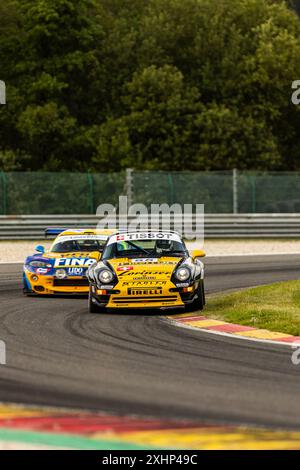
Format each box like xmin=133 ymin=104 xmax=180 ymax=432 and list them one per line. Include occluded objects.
xmin=57 ymin=229 xmax=115 ymax=238
xmin=114 ymin=230 xmax=181 ymax=236
xmin=106 ymin=231 xmax=183 ymax=245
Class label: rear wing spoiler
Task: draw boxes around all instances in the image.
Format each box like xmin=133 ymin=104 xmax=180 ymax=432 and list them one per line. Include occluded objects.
xmin=45 ymin=228 xmax=68 ymax=239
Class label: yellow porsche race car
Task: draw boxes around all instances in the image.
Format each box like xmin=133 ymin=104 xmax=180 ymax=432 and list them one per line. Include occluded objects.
xmin=23 ymin=228 xmax=115 ymax=295
xmin=87 ymin=231 xmax=205 ymax=313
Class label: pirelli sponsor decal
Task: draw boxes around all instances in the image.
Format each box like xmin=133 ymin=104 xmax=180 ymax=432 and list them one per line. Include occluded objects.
xmin=128 ymin=288 xmax=163 ymax=296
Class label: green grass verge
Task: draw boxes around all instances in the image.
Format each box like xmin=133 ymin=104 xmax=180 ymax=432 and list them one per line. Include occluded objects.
xmin=205 ymin=281 xmax=300 ymax=336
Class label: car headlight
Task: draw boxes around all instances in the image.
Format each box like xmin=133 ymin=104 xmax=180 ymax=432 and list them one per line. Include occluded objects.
xmin=98 ymin=269 xmax=114 ymax=284
xmin=29 ymin=260 xmax=52 ymax=268
xmin=175 ymin=267 xmax=191 ymax=282
xmin=56 ymin=269 xmax=67 ymax=279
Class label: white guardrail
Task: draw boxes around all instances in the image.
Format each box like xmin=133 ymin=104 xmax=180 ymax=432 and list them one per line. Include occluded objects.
xmin=0 ymin=214 xmax=300 ymax=239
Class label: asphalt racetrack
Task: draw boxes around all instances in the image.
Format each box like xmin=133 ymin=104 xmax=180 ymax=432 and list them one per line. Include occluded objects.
xmin=1 ymin=254 xmax=300 ymax=430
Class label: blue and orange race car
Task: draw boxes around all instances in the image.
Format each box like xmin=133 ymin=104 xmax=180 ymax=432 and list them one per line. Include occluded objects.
xmin=23 ymin=228 xmax=114 ymax=295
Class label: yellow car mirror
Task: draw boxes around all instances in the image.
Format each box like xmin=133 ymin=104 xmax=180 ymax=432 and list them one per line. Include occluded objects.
xmin=192 ymin=249 xmax=206 ymax=259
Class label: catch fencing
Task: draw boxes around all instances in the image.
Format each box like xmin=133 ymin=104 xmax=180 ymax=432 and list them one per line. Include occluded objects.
xmin=1 ymin=170 xmax=300 ymax=215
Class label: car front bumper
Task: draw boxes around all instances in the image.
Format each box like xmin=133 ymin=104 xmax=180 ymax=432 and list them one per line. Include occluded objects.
xmin=24 ymin=270 xmax=89 ymax=295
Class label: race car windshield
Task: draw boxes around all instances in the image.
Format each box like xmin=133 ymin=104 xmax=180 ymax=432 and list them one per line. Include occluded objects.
xmin=102 ymin=239 xmax=187 ymax=259
xmin=51 ymin=239 xmax=106 ymax=253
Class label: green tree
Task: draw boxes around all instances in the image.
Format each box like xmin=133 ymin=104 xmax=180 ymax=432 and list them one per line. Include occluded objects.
xmin=95 ymin=65 xmax=280 ymax=171
xmin=95 ymin=65 xmax=203 ymax=170
xmin=1 ymin=0 xmax=300 ymax=172
xmin=3 ymin=0 xmax=107 ymax=170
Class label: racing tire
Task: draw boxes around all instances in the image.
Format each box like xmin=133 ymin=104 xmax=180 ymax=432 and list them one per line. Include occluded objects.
xmin=188 ymin=280 xmax=205 ymax=312
xmin=202 ymin=284 xmax=206 ymax=306
xmin=23 ymin=275 xmax=33 ymax=296
xmin=23 ymin=285 xmax=34 ymax=296
xmin=88 ymin=289 xmax=106 ymax=314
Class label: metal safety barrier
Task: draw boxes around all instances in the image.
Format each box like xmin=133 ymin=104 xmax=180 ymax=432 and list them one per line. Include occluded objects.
xmin=0 ymin=214 xmax=300 ymax=240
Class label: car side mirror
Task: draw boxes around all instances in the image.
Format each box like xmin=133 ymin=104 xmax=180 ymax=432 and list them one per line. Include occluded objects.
xmin=192 ymin=249 xmax=206 ymax=260
xmin=35 ymin=245 xmax=45 ymax=254
xmin=89 ymin=251 xmax=101 ymax=262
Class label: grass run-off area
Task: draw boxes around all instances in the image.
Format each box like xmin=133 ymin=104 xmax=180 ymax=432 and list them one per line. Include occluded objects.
xmin=205 ymin=281 xmax=300 ymax=336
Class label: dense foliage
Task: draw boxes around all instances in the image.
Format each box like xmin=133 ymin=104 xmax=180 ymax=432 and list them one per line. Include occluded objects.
xmin=0 ymin=0 xmax=300 ymax=171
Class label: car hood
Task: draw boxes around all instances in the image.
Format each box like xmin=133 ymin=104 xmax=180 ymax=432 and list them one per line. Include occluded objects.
xmin=27 ymin=252 xmax=98 ymax=270
xmin=108 ymin=257 xmax=183 ymax=280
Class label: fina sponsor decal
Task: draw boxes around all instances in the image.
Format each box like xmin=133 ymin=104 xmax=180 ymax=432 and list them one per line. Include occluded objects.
xmin=54 ymin=258 xmax=95 ymax=268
